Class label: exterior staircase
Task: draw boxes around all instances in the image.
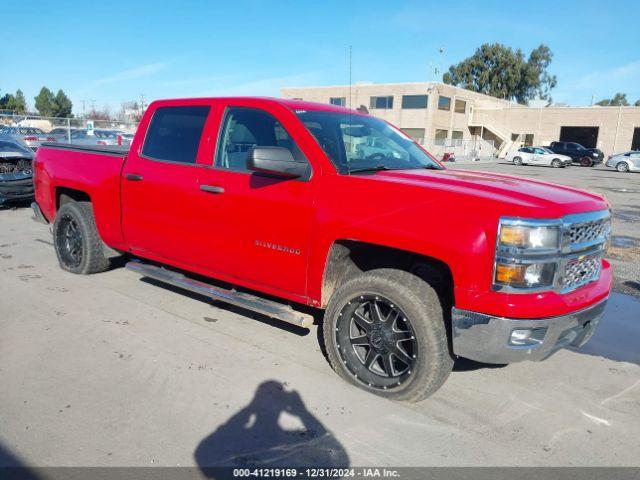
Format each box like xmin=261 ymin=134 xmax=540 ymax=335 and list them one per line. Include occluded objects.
xmin=469 ymin=110 xmax=521 ymax=158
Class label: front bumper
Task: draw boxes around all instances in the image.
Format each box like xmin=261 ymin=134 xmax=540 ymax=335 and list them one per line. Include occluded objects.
xmin=451 ymin=298 xmax=607 ymax=364
xmin=0 ymin=178 xmax=34 ymax=205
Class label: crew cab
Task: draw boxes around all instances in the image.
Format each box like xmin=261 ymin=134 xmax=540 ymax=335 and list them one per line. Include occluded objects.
xmin=32 ymin=97 xmax=612 ymax=402
xmin=548 ymin=141 xmax=604 ymax=167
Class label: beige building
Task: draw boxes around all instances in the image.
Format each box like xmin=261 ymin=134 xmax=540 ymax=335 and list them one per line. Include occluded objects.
xmin=281 ymin=82 xmax=640 ymax=158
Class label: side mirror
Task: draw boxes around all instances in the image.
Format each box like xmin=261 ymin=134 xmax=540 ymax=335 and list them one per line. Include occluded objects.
xmin=247 ymin=146 xmax=307 ymax=179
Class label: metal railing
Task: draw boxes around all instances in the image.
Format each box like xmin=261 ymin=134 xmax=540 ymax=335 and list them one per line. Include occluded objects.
xmin=420 ymin=138 xmax=496 ymax=161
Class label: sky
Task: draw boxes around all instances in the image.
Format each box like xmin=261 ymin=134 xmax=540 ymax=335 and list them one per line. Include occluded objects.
xmin=2 ymin=0 xmax=639 ymax=115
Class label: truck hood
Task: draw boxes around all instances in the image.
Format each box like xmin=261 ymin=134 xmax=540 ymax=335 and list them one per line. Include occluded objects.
xmin=368 ymin=168 xmax=608 ymax=216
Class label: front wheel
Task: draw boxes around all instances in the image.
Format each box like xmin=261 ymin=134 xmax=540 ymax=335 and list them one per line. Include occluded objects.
xmin=322 ymin=269 xmax=453 ymax=402
xmin=53 ymin=201 xmax=110 ymax=274
xmin=580 ymin=156 xmax=593 ymax=167
xmin=551 ymin=159 xmax=562 ymax=168
xmin=616 ymin=162 xmax=630 ymax=173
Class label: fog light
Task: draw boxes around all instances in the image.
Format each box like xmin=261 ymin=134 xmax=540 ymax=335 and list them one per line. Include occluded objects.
xmin=510 ymin=327 xmax=547 ymax=346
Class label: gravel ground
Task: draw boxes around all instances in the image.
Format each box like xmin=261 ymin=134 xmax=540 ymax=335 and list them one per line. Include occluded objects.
xmin=449 ymin=161 xmax=640 ymax=298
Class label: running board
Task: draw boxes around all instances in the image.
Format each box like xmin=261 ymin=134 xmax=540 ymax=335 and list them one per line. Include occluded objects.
xmin=125 ymin=261 xmax=314 ymax=329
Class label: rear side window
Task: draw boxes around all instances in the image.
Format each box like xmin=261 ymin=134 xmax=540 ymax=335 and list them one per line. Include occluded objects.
xmin=142 ymin=106 xmax=210 ymax=164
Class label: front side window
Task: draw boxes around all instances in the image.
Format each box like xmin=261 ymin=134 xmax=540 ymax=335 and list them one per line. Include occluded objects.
xmin=438 ymin=96 xmax=451 ymax=111
xmin=454 ymin=99 xmax=466 ymax=113
xmin=329 ymin=97 xmax=346 ymax=106
xmin=369 ymin=96 xmax=393 ymax=109
xmin=215 ymin=107 xmax=307 ymax=173
xmin=142 ymin=106 xmax=210 ymax=164
xmin=295 ymin=110 xmax=441 ymax=174
xmin=401 ymin=95 xmax=428 ymax=109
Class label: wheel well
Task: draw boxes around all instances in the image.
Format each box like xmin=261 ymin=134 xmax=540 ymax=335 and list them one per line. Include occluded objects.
xmin=321 ymin=240 xmax=454 ymax=309
xmin=56 ymin=187 xmax=91 ymax=209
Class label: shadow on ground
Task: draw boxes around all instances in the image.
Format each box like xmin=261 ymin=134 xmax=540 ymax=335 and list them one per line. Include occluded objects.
xmin=194 ymin=380 xmax=349 ymax=478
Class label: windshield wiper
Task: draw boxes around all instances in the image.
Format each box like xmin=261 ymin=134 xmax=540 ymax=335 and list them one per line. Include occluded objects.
xmin=347 ymin=165 xmax=392 ymax=174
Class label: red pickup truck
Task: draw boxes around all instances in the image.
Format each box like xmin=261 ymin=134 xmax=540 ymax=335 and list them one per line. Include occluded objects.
xmin=32 ymin=97 xmax=611 ymax=401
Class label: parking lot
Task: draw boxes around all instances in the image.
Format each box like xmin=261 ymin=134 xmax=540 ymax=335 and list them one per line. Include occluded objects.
xmin=1 ymin=162 xmax=639 ymax=470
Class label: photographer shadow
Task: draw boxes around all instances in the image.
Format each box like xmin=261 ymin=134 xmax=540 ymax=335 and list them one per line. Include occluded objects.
xmin=194 ymin=380 xmax=349 ymax=477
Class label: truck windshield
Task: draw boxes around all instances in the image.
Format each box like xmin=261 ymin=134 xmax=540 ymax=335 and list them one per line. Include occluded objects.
xmin=295 ymin=110 xmax=442 ymax=174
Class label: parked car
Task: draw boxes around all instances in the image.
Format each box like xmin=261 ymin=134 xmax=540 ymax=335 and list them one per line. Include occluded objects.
xmin=547 ymin=141 xmax=604 ymax=167
xmin=0 ymin=126 xmax=56 ymax=151
xmin=605 ymin=151 xmax=640 ymax=173
xmin=507 ymin=146 xmax=572 ymax=167
xmin=0 ymin=134 xmax=35 ymax=205
xmin=68 ymin=129 xmax=120 ymax=146
xmin=48 ymin=127 xmax=81 ymax=143
xmin=32 ymin=97 xmax=611 ymax=402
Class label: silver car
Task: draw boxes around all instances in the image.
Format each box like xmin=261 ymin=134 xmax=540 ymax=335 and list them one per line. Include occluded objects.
xmin=68 ymin=129 xmax=120 ymax=146
xmin=605 ymin=151 xmax=640 ymax=173
xmin=507 ymin=146 xmax=572 ymax=167
xmin=0 ymin=126 xmax=55 ymax=151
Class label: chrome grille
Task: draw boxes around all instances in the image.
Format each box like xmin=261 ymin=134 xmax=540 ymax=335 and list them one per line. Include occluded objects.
xmin=562 ymin=254 xmax=602 ymax=291
xmin=568 ymin=217 xmax=610 ymax=246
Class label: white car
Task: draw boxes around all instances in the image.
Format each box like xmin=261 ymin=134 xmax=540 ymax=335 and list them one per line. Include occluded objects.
xmin=605 ymin=151 xmax=640 ymax=173
xmin=507 ymin=147 xmax=572 ymax=167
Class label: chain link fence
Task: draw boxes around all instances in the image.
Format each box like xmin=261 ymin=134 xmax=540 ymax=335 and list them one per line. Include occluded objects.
xmin=0 ymin=113 xmax=139 ymax=146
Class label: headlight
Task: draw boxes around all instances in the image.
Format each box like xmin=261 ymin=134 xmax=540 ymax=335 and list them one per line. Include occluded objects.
xmin=495 ymin=262 xmax=556 ymax=288
xmin=498 ymin=224 xmax=560 ymax=250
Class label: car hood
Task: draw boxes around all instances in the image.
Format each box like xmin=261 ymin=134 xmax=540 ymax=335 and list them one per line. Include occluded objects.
xmin=366 ymin=168 xmax=608 ymax=216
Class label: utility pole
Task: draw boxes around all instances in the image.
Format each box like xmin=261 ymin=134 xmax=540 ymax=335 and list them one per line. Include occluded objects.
xmin=139 ymin=93 xmax=146 ymax=116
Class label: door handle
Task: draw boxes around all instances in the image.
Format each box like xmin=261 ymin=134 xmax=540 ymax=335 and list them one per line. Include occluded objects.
xmin=125 ymin=173 xmax=144 ymax=181
xmin=200 ymin=185 xmax=225 ymax=194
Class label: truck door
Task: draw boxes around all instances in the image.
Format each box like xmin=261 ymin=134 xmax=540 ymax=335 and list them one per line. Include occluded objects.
xmin=194 ymin=105 xmax=317 ymax=299
xmin=121 ymin=104 xmax=216 ymax=265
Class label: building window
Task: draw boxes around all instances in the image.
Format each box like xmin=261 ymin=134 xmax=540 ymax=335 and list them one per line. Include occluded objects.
xmin=524 ymin=134 xmax=534 ymax=146
xmin=454 ymin=99 xmax=466 ymax=113
xmin=435 ymin=129 xmax=448 ymax=145
xmin=452 ymin=131 xmax=463 ymax=140
xmin=370 ymin=96 xmax=394 ymax=109
xmin=291 ymin=97 xmax=303 ymax=100
xmin=438 ymin=96 xmax=451 ymax=111
xmin=401 ymin=128 xmax=426 ymax=143
xmin=330 ymin=97 xmax=346 ymax=106
xmin=401 ymin=95 xmax=428 ymax=109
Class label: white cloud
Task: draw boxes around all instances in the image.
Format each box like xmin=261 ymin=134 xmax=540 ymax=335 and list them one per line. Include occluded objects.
xmin=95 ymin=63 xmax=167 ymax=86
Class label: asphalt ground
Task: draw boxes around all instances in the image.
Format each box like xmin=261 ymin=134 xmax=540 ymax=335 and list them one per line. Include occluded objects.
xmin=0 ymin=201 xmax=638 ymax=471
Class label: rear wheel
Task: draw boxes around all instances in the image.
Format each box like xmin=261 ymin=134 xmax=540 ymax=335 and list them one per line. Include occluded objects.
xmin=513 ymin=156 xmax=523 ymax=166
xmin=616 ymin=162 xmax=630 ymax=173
xmin=551 ymin=159 xmax=562 ymax=168
xmin=580 ymin=156 xmax=593 ymax=167
xmin=323 ymin=269 xmax=453 ymax=402
xmin=53 ymin=201 xmax=110 ymax=274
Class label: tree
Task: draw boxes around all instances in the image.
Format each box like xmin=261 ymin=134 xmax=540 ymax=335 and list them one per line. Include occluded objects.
xmin=34 ymin=87 xmax=56 ymax=116
xmin=13 ymin=89 xmax=27 ymax=114
xmin=443 ymin=43 xmax=557 ymax=104
xmin=635 ymin=99 xmax=640 ymax=107
xmin=53 ymin=89 xmax=73 ymax=117
xmin=595 ymin=93 xmax=629 ymax=106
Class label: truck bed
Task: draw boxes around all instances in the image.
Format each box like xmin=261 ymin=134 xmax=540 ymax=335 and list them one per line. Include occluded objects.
xmin=39 ymin=142 xmax=129 ymax=156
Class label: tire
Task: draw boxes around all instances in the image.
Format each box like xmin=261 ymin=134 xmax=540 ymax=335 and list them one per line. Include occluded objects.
xmin=322 ymin=269 xmax=453 ymax=402
xmin=513 ymin=156 xmax=523 ymax=166
xmin=580 ymin=156 xmax=593 ymax=167
xmin=551 ymin=159 xmax=562 ymax=168
xmin=616 ymin=162 xmax=630 ymax=173
xmin=53 ymin=201 xmax=110 ymax=274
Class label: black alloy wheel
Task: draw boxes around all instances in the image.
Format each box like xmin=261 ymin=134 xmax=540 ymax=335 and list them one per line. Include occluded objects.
xmin=55 ymin=214 xmax=84 ymax=269
xmin=580 ymin=156 xmax=593 ymax=167
xmin=334 ymin=294 xmax=418 ymax=390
